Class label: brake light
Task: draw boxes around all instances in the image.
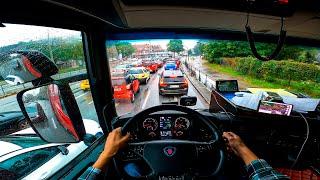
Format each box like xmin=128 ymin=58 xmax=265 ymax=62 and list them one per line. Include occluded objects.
xmin=126 ymin=84 xmax=131 ymax=90
xmin=159 ymin=78 xmax=167 ymax=87
xmin=169 ymin=75 xmax=177 ymax=78
xmin=182 ymin=79 xmax=188 ymax=88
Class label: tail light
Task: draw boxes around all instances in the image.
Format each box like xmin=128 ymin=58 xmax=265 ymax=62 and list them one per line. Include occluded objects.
xmin=159 ymin=78 xmax=167 ymax=87
xmin=126 ymin=84 xmax=132 ymax=90
xmin=182 ymin=79 xmax=188 ymax=88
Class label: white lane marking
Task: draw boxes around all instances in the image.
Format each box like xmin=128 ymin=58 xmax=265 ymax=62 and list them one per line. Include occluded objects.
xmin=88 ymin=101 xmax=93 ymax=105
xmin=173 ymin=96 xmax=178 ymax=102
xmin=141 ymin=90 xmax=151 ymax=109
xmin=76 ymin=92 xmax=88 ymax=99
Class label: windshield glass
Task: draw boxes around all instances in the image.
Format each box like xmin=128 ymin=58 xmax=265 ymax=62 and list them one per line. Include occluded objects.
xmin=107 ymin=38 xmax=320 ymax=116
xmin=0 ymin=23 xmax=100 ymax=178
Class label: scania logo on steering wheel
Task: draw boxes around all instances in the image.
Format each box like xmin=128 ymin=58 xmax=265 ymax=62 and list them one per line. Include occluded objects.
xmin=163 ymin=146 xmax=176 ymax=157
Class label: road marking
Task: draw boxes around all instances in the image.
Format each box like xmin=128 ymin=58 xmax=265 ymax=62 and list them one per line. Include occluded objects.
xmin=115 ymin=102 xmax=120 ymax=107
xmin=141 ymin=90 xmax=151 ymax=109
xmin=76 ymin=92 xmax=88 ymax=99
xmin=88 ymin=101 xmax=93 ymax=105
xmin=173 ymin=96 xmax=178 ymax=102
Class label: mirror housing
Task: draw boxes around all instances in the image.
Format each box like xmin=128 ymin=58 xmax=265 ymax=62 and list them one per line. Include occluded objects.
xmin=180 ymin=96 xmax=197 ymax=106
xmin=17 ymin=82 xmax=86 ymax=143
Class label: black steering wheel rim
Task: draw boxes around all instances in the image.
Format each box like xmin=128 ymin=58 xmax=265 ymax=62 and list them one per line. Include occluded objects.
xmin=119 ymin=104 xmax=225 ymax=178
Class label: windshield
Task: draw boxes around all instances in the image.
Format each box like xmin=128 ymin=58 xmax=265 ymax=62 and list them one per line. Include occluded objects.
xmin=107 ymin=38 xmax=320 ymax=116
xmin=0 ymin=23 xmax=100 ymax=178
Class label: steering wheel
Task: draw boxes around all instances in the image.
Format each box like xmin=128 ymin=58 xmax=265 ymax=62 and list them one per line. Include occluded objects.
xmin=119 ymin=104 xmax=225 ymax=179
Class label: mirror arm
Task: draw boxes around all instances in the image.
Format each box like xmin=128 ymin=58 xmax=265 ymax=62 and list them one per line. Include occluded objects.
xmin=32 ymin=77 xmax=54 ymax=86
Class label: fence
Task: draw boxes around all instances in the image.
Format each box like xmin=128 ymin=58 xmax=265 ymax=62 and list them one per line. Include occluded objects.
xmin=183 ymin=61 xmax=216 ymax=91
xmin=0 ymin=69 xmax=86 ymax=98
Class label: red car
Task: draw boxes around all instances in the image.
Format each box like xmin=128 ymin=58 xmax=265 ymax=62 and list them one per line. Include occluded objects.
xmin=112 ymin=74 xmax=140 ymax=103
xmin=155 ymin=60 xmax=164 ymax=68
xmin=141 ymin=60 xmax=158 ymax=73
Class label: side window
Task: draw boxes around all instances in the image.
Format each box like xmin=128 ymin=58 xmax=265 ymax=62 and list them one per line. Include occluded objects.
xmin=0 ymin=146 xmax=60 ymax=179
xmin=0 ymin=23 xmax=101 ymax=177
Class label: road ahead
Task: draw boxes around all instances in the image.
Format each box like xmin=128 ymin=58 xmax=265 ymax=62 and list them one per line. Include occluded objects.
xmin=0 ymin=69 xmax=209 ymax=124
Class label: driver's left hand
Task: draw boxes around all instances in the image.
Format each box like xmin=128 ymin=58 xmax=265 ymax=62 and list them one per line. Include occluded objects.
xmin=102 ymin=127 xmax=130 ymax=158
xmin=93 ymin=127 xmax=130 ymax=170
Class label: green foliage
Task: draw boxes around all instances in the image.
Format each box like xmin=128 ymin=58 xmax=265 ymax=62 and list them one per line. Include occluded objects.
xmin=0 ymin=37 xmax=84 ymax=63
xmin=193 ymin=42 xmax=205 ymax=56
xmin=114 ymin=42 xmax=135 ymax=58
xmin=167 ymin=40 xmax=184 ymax=54
xmin=227 ymin=57 xmax=320 ymax=83
xmin=201 ymin=40 xmax=317 ymax=63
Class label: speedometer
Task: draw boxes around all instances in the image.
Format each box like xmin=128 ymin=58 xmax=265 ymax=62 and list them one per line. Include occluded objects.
xmin=174 ymin=117 xmax=190 ymax=130
xmin=143 ymin=118 xmax=158 ymax=131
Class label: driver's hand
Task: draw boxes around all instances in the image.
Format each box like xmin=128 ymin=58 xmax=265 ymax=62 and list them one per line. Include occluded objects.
xmin=93 ymin=127 xmax=130 ymax=170
xmin=222 ymin=132 xmax=246 ymax=157
xmin=102 ymin=127 xmax=130 ymax=158
xmin=222 ymin=132 xmax=258 ymax=165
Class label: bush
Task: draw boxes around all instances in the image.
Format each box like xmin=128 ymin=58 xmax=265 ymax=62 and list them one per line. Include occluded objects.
xmin=219 ymin=57 xmax=320 ymax=83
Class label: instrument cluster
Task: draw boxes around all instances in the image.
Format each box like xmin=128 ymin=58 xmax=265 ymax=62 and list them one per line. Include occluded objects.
xmin=141 ymin=115 xmax=192 ymax=140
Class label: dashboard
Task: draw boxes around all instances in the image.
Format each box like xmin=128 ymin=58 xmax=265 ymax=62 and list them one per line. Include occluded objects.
xmin=126 ymin=113 xmax=214 ymax=142
xmin=112 ymin=110 xmax=320 ymax=170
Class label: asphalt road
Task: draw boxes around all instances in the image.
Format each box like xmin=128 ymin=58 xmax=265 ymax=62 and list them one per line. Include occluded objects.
xmin=0 ymin=69 xmax=208 ymax=125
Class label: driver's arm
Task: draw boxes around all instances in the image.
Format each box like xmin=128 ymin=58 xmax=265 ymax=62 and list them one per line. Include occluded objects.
xmin=78 ymin=127 xmax=130 ymax=180
xmin=223 ymin=132 xmax=289 ymax=180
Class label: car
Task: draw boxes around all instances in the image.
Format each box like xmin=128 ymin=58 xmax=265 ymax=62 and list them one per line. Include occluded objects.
xmin=164 ymin=62 xmax=178 ymax=70
xmin=113 ymin=64 xmax=134 ymax=72
xmin=4 ymin=75 xmax=24 ymax=85
xmin=0 ymin=111 xmax=29 ymax=136
xmin=159 ymin=70 xmax=188 ymax=95
xmin=127 ymin=67 xmax=150 ymax=84
xmin=141 ymin=60 xmax=158 ymax=73
xmin=0 ymin=119 xmax=102 ymax=180
xmin=112 ymin=74 xmax=140 ymax=103
xmin=80 ymin=79 xmax=90 ymax=91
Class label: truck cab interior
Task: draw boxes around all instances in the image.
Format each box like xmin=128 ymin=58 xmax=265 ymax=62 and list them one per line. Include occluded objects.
xmin=0 ymin=0 xmax=320 ymax=179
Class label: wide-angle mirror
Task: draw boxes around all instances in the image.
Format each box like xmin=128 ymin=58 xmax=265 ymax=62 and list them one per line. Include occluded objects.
xmin=17 ymin=83 xmax=86 ymax=143
xmin=0 ymin=51 xmax=58 ymax=85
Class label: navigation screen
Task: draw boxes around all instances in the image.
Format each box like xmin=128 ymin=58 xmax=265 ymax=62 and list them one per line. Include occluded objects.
xmin=258 ymin=101 xmax=293 ymax=116
xmin=216 ymin=80 xmax=239 ymax=92
xmin=160 ymin=116 xmax=172 ymax=139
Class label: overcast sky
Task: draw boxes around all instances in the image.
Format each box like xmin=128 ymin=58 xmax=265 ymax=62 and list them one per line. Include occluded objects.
xmin=0 ymin=23 xmax=81 ymax=47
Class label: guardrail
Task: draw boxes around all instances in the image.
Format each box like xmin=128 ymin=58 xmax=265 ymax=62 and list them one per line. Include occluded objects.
xmin=183 ymin=61 xmax=216 ymax=91
xmin=0 ymin=69 xmax=86 ymax=98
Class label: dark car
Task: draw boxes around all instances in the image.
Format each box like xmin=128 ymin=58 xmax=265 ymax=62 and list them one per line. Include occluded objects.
xmin=0 ymin=111 xmax=28 ymax=136
xmin=159 ymin=70 xmax=188 ymax=96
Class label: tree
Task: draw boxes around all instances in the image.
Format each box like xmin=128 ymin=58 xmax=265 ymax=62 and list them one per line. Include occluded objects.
xmin=193 ymin=41 xmax=205 ymax=56
xmin=187 ymin=49 xmax=193 ymax=55
xmin=115 ymin=42 xmax=135 ymax=58
xmin=167 ymin=40 xmax=184 ymax=57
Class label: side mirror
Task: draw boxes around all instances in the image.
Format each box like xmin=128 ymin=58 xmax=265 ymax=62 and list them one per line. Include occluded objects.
xmin=180 ymin=96 xmax=197 ymax=106
xmin=17 ymin=82 xmax=86 ymax=143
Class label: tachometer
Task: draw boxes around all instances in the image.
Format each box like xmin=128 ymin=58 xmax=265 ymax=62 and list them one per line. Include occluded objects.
xmin=174 ymin=117 xmax=190 ymax=130
xmin=143 ymin=118 xmax=158 ymax=131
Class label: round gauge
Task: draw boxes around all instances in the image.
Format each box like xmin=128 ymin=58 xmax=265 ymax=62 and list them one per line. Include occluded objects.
xmin=174 ymin=117 xmax=190 ymax=130
xmin=143 ymin=118 xmax=158 ymax=131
